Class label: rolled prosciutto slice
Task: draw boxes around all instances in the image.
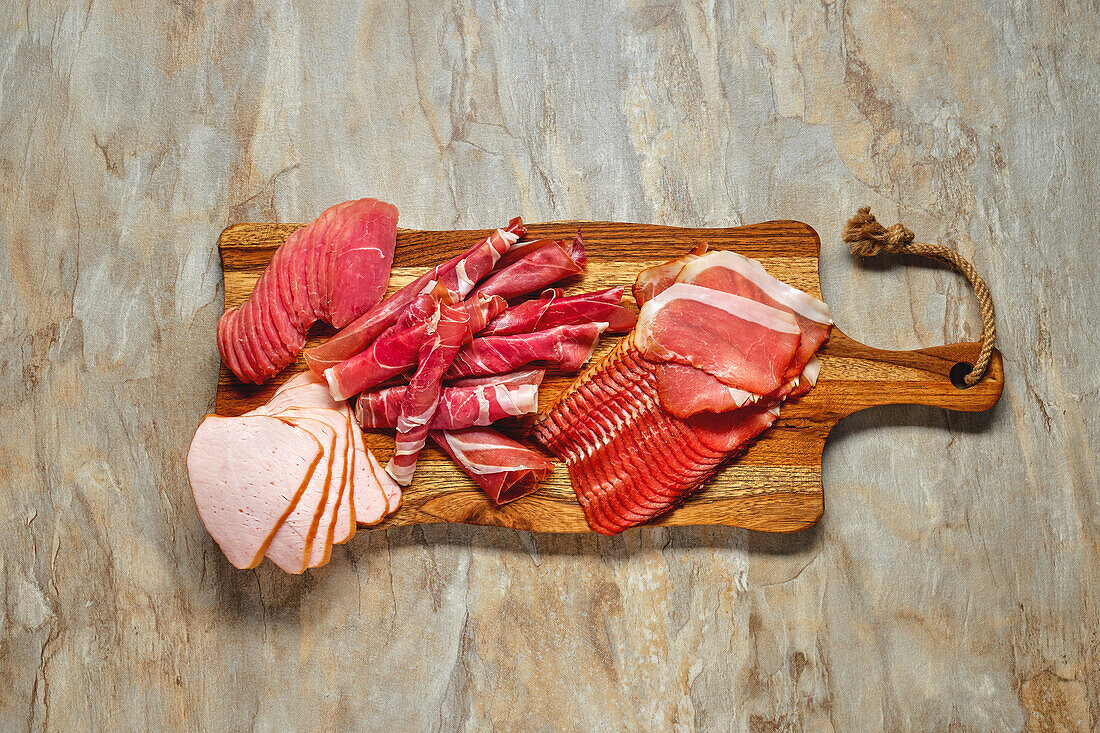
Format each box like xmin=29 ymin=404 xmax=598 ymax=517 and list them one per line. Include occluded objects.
xmin=217 ymin=199 xmax=398 ymax=384
xmin=356 ymin=369 xmax=544 ymax=430
xmin=386 ymin=302 xmax=470 ymax=485
xmin=468 ymin=234 xmax=586 ymax=302
xmin=325 ymin=289 xmax=505 ymax=401
xmin=633 ymin=283 xmax=801 ymax=396
xmin=429 ymin=427 xmax=552 ymax=505
xmin=481 ymin=287 xmax=636 ymax=337
xmin=445 ymin=323 xmax=602 ymax=379
xmin=305 ymin=218 xmax=525 ymax=374
xmin=632 ymin=243 xmax=708 ymax=306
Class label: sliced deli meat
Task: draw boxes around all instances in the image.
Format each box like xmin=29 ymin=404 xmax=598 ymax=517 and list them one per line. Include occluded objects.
xmin=304 ymin=218 xmax=525 ymax=374
xmin=481 ymin=287 xmax=636 ymax=337
xmin=356 ymin=369 xmax=544 ymax=430
xmin=430 ymin=427 xmax=553 ymax=505
xmin=187 ymin=415 xmax=323 ymax=569
xmin=632 ymin=283 xmax=801 ymax=397
xmin=217 ymin=199 xmax=399 ymax=384
xmin=444 ymin=323 xmax=602 ymax=379
xmin=469 ymin=234 xmax=586 ymax=302
xmin=386 ymin=301 xmax=470 ymax=485
xmin=632 ymin=243 xmax=708 ymax=306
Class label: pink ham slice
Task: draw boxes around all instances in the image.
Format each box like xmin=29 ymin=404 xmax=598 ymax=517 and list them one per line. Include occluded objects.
xmin=187 ymin=415 xmax=323 ymax=569
xmin=304 ymin=218 xmax=525 ymax=374
xmin=430 ymin=427 xmax=553 ymax=505
xmin=633 ymin=283 xmax=801 ymax=397
xmin=481 ymin=287 xmax=636 ymax=337
xmin=444 ymin=323 xmax=602 ymax=379
xmin=217 ymin=199 xmax=399 ymax=384
xmin=386 ymin=301 xmax=470 ymax=485
xmin=356 ymin=369 xmax=544 ymax=430
xmin=468 ymin=234 xmax=586 ymax=302
xmin=675 ymin=250 xmax=832 ymax=384
xmin=260 ymin=415 xmax=336 ymax=574
xmin=632 ymin=243 xmax=708 ymax=306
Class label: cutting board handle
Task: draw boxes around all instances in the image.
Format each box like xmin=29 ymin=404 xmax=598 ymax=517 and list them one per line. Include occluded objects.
xmin=816 ymin=332 xmax=1004 ymax=418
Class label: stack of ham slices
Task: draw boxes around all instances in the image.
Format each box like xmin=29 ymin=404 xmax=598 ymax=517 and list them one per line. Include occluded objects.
xmin=188 ymin=371 xmax=399 ymax=573
xmin=217 ymin=198 xmax=399 ymax=384
xmin=533 ymin=247 xmax=832 ymax=535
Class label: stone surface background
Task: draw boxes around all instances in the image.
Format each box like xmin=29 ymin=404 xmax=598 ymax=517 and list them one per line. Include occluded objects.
xmin=1 ymin=1 xmax=1097 ymax=730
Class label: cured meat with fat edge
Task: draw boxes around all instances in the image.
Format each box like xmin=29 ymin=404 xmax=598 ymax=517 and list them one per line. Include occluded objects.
xmin=430 ymin=427 xmax=553 ymax=505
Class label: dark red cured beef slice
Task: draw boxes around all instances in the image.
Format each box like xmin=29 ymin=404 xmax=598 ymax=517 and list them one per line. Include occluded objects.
xmin=578 ymin=446 xmax=637 ymax=534
xmin=227 ymin=309 xmax=263 ymax=384
xmin=686 ymin=402 xmax=779 ymax=455
xmin=285 ymin=230 xmax=314 ymax=332
xmin=216 ymin=309 xmax=244 ymax=381
xmin=238 ymin=299 xmax=277 ymax=379
xmin=682 ymin=261 xmax=830 ymax=384
xmin=329 ymin=200 xmax=398 ymax=328
xmin=301 ymin=216 xmax=324 ymax=322
xmin=569 ymin=458 xmax=622 ymax=536
xmin=256 ymin=268 xmax=299 ymax=366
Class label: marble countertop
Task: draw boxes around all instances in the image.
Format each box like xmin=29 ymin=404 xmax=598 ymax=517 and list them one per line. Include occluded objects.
xmin=2 ymin=1 xmax=1097 ymax=730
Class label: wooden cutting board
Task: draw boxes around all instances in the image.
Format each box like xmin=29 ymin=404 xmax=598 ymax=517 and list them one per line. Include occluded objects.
xmin=216 ymin=221 xmax=1004 ymax=534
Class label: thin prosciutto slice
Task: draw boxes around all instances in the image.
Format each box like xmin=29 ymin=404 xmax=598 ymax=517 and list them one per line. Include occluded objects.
xmin=386 ymin=302 xmax=470 ymax=485
xmin=305 ymin=218 xmax=525 ymax=374
xmin=481 ymin=287 xmax=636 ymax=337
xmin=356 ymin=369 xmax=544 ymax=430
xmin=675 ymin=250 xmax=832 ymax=383
xmin=469 ymin=234 xmax=586 ymax=301
xmin=445 ymin=323 xmax=602 ymax=379
xmin=633 ymin=283 xmax=801 ymax=396
xmin=632 ymin=243 xmax=708 ymax=306
xmin=653 ymin=362 xmax=757 ymax=419
xmin=430 ymin=427 xmax=553 ymax=505
xmin=325 ymin=289 xmax=505 ymax=401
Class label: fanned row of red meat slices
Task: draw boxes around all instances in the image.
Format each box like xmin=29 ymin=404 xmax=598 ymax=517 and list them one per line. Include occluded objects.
xmin=533 ymin=248 xmax=833 ymax=535
xmin=217 ymin=199 xmax=398 ymax=384
xmin=187 ymin=372 xmax=399 ymax=572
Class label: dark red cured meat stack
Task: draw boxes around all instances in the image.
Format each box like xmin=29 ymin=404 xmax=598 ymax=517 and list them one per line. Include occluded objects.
xmin=532 ymin=339 xmax=779 ymax=534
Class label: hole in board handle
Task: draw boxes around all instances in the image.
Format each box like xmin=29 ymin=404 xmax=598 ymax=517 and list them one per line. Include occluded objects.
xmin=949 ymin=362 xmax=974 ymax=390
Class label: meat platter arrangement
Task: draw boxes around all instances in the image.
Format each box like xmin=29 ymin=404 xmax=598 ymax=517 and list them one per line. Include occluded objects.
xmin=191 ymin=199 xmax=1004 ymax=573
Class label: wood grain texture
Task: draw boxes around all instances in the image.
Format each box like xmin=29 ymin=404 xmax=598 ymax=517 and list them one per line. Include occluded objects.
xmin=3 ymin=1 xmax=1098 ymax=730
xmin=216 ymin=220 xmax=1004 ymax=533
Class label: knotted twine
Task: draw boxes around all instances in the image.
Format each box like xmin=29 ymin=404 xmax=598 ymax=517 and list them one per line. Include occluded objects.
xmin=842 ymin=207 xmax=997 ymax=387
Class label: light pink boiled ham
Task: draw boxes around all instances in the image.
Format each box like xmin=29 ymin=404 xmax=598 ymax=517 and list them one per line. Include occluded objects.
xmin=217 ymin=199 xmax=398 ymax=384
xmin=187 ymin=415 xmax=324 ymax=569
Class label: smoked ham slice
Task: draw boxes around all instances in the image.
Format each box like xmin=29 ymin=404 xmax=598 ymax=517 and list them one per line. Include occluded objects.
xmin=633 ymin=283 xmax=801 ymax=397
xmin=187 ymin=415 xmax=323 ymax=569
xmin=632 ymin=243 xmax=707 ymax=306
